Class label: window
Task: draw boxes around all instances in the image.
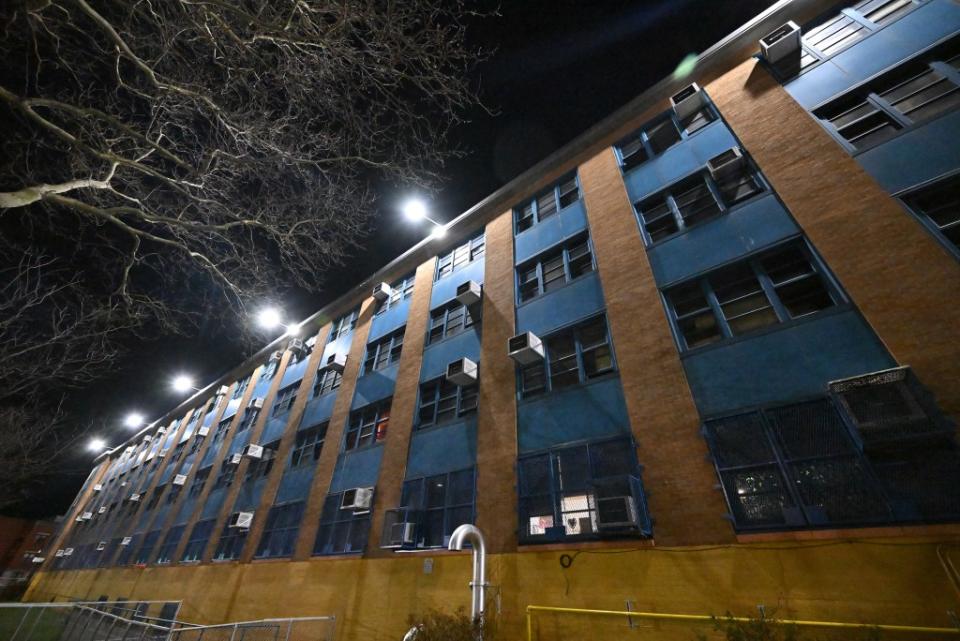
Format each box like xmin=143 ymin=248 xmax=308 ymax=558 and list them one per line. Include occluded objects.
xmin=133 ymin=530 xmax=159 ymax=565
xmin=399 ymin=469 xmax=475 ymax=548
xmin=517 ymin=235 xmax=594 ymax=303
xmin=329 ymin=309 xmax=359 ymax=341
xmin=515 ymin=175 xmax=581 ymax=234
xmin=345 ymin=400 xmax=390 ymax=451
xmin=375 ymin=274 xmax=415 ymax=316
xmin=236 ymin=406 xmax=259 ymax=432
xmin=188 ymin=434 xmax=204 ymax=455
xmin=234 ymin=375 xmax=252 ymax=400
xmin=616 ymin=106 xmax=717 ymax=171
xmin=169 ymin=442 xmax=186 ymax=463
xmin=187 ymin=468 xmax=210 ymax=499
xmin=212 ymin=522 xmax=248 ymax=561
xmin=145 ymin=487 xmax=164 ymax=510
xmin=902 ymin=173 xmax=960 ymax=259
xmin=635 ymin=164 xmax=764 ymax=244
xmin=815 ymin=42 xmax=960 ymax=151
xmin=518 ymin=437 xmax=650 ymax=542
xmin=255 ymin=501 xmax=305 ymax=558
xmin=313 ymin=493 xmax=372 ymax=555
xmin=245 ymin=441 xmax=279 ymax=481
xmin=664 ymin=241 xmax=839 ymax=351
xmin=165 ymin=484 xmax=181 ymax=505
xmin=428 ymin=301 xmax=480 ymax=345
xmin=155 ymin=525 xmax=185 ymax=564
xmin=518 ymin=315 xmax=615 ymax=399
xmin=314 ymin=367 xmax=342 ymax=396
xmin=362 ymin=329 xmax=404 ymax=374
xmin=211 ymin=418 xmax=231 ymax=447
xmin=213 ymin=457 xmax=237 ymax=490
xmin=180 ymin=519 xmax=214 ymax=562
xmin=703 ymin=397 xmax=960 ymax=531
xmin=417 ymin=378 xmax=478 ymax=428
xmin=291 ymin=423 xmax=327 ymax=468
xmin=272 ymin=383 xmax=300 ymax=417
xmin=116 ymin=534 xmax=139 ymax=566
xmin=260 ymin=357 xmax=280 ymax=383
xmin=436 ymin=232 xmax=486 ymax=279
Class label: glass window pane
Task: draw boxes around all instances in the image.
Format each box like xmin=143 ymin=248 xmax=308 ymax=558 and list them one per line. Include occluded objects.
xmin=646 ymin=119 xmax=681 ymax=155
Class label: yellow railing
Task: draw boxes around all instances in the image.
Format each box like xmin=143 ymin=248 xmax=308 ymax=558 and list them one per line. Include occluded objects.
xmin=525 ymin=605 xmax=960 ymax=641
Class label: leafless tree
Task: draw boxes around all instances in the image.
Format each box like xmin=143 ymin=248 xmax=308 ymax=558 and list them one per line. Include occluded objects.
xmin=0 ymin=0 xmax=488 ymax=508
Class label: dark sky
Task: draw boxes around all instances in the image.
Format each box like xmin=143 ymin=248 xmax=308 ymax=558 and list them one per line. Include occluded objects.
xmin=18 ymin=0 xmax=777 ymax=519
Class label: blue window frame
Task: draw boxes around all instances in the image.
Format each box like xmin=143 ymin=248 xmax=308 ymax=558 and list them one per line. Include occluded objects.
xmin=116 ymin=534 xmax=139 ymax=566
xmin=236 ymin=405 xmax=259 ymax=433
xmin=187 ymin=467 xmax=210 ymax=499
xmin=344 ymin=400 xmax=390 ymax=451
xmin=814 ymin=40 xmax=960 ymax=152
xmin=518 ymin=436 xmax=651 ymax=543
xmin=518 ymin=315 xmax=616 ymax=399
xmin=212 ymin=522 xmax=247 ymax=561
xmin=213 ymin=456 xmax=237 ymax=490
xmin=313 ymin=492 xmax=372 ymax=555
xmin=245 ymin=441 xmax=279 ymax=482
xmin=901 ymin=172 xmax=960 ymax=260
xmin=375 ymin=274 xmax=415 ymax=316
xmin=255 ymin=501 xmax=305 ymax=558
xmin=231 ymin=373 xmax=251 ymax=399
xmin=272 ymin=383 xmax=301 ymax=418
xmin=155 ymin=525 xmax=185 ymax=564
xmin=515 ymin=175 xmax=580 ymax=234
xmin=180 ymin=519 xmax=214 ymax=562
xmin=517 ymin=234 xmax=594 ymax=303
xmin=329 ymin=308 xmax=359 ymax=341
xmin=428 ymin=300 xmax=480 ymax=345
xmin=398 ymin=468 xmax=475 ymax=548
xmin=362 ymin=328 xmax=404 ymax=374
xmin=416 ymin=378 xmax=478 ymax=428
xmin=259 ymin=356 xmax=281 ymax=384
xmin=313 ymin=367 xmax=342 ymax=396
xmin=291 ymin=422 xmax=327 ymax=468
xmin=133 ymin=530 xmax=159 ymax=565
xmin=663 ymin=240 xmax=840 ymax=351
xmin=616 ymin=104 xmax=717 ymax=172
xmin=211 ymin=417 xmax=231 ymax=448
xmin=436 ymin=232 xmax=486 ymax=279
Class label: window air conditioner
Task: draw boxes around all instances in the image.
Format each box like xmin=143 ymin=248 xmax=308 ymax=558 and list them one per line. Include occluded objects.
xmin=446 ymin=358 xmax=478 ymax=386
xmin=63 ymin=548 xmax=74 ymax=556
xmin=216 ymin=385 xmax=230 ymax=396
xmin=55 ymin=549 xmax=65 ymax=558
xmin=372 ymin=282 xmax=394 ymax=301
xmin=670 ymin=83 xmax=707 ymax=120
xmin=172 ymin=474 xmax=188 ymax=486
xmin=508 ymin=332 xmax=544 ymax=365
xmin=81 ymin=512 xmax=93 ymax=521
xmin=93 ymin=484 xmax=103 ymax=492
xmin=98 ymin=506 xmax=107 ymax=514
xmin=326 ymin=352 xmax=347 ymax=373
xmin=288 ymin=338 xmax=307 ymax=358
xmin=389 ymin=522 xmax=417 ymax=548
xmin=455 ymin=280 xmax=482 ymax=306
xmin=227 ymin=453 xmax=243 ymax=466
xmin=196 ymin=425 xmax=210 ymax=438
xmin=250 ymin=397 xmax=264 ymax=409
xmin=142 ymin=435 xmax=152 ymax=444
xmin=269 ymin=350 xmax=283 ymax=362
xmin=229 ymin=511 xmax=254 ymax=529
xmin=96 ymin=541 xmax=107 ymax=551
xmin=341 ymin=487 xmax=374 ymax=512
xmin=707 ymin=147 xmax=746 ymax=180
xmin=31 ymin=556 xmax=46 ymax=564
xmin=75 ymin=516 xmax=83 ymax=523
xmin=243 ymin=444 xmax=264 ymax=460
xmin=760 ymin=21 xmax=801 ymax=63
xmin=306 ymin=335 xmax=318 ymax=348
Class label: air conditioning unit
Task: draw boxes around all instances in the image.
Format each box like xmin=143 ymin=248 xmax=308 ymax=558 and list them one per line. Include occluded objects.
xmin=216 ymin=385 xmax=230 ymax=396
xmin=455 ymin=280 xmax=482 ymax=306
xmin=93 ymin=484 xmax=103 ymax=492
xmin=341 ymin=487 xmax=374 ymax=512
xmin=670 ymin=83 xmax=707 ymax=120
xmin=596 ymin=496 xmax=639 ymax=530
xmin=196 ymin=425 xmax=210 ymax=438
xmin=288 ymin=338 xmax=307 ymax=357
xmin=96 ymin=541 xmax=107 ymax=551
xmin=227 ymin=452 xmax=243 ymax=466
xmin=81 ymin=512 xmax=93 ymax=521
xmin=326 ymin=352 xmax=347 ymax=373
xmin=119 ymin=481 xmax=128 ymax=487
xmin=760 ymin=21 xmax=801 ymax=63
xmin=372 ymin=282 xmax=394 ymax=301
xmin=172 ymin=474 xmax=188 ymax=486
xmin=55 ymin=549 xmax=65 ymax=558
xmin=157 ymin=427 xmax=166 ymax=435
xmin=446 ymin=358 xmax=478 ymax=386
xmin=250 ymin=397 xmax=264 ymax=409
xmin=388 ymin=522 xmax=417 ymax=548
xmin=306 ymin=335 xmax=318 ymax=348
xmin=508 ymin=332 xmax=544 ymax=365
xmin=128 ymin=493 xmax=141 ymax=503
xmin=120 ymin=537 xmax=132 ymax=546
xmin=31 ymin=556 xmax=46 ymax=564
xmin=269 ymin=350 xmax=283 ymax=362
xmin=243 ymin=444 xmax=264 ymax=460
xmin=229 ymin=511 xmax=254 ymax=529
xmin=98 ymin=506 xmax=107 ymax=514
xmin=75 ymin=516 xmax=83 ymax=523
xmin=63 ymin=548 xmax=74 ymax=556
xmin=707 ymin=147 xmax=746 ymax=180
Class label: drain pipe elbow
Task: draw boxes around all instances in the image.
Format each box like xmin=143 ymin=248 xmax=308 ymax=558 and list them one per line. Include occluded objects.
xmin=448 ymin=524 xmax=487 ymax=622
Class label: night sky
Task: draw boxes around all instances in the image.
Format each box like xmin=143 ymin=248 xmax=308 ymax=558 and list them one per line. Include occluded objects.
xmin=18 ymin=0 xmax=777 ymax=520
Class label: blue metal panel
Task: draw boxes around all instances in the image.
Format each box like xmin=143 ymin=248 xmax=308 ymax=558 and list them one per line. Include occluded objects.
xmin=516 ymin=272 xmax=605 ymax=337
xmin=280 ymin=357 xmax=309 ymax=387
xmin=275 ymin=466 xmax=316 ymax=504
xmin=329 ymin=445 xmax=385 ymax=492
xmin=431 ymin=258 xmax=485 ymax=308
xmin=252 ymin=374 xmax=273 ymax=398
xmin=260 ymin=414 xmax=289 ymax=444
xmin=200 ymin=441 xmax=220 ymax=468
xmin=406 ymin=418 xmax=477 ymax=479
xmin=228 ymin=430 xmax=251 ymax=455
xmin=321 ymin=332 xmax=353 ymax=365
xmin=517 ymin=377 xmax=631 ymax=453
xmin=233 ymin=477 xmax=269 ymax=512
xmin=786 ymin=2 xmax=960 ymax=109
xmin=201 ymin=410 xmax=217 ymax=428
xmin=682 ymin=309 xmax=896 ymax=417
xmin=515 ymin=200 xmax=589 ymax=264
xmin=352 ymin=363 xmax=399 ymax=409
xmin=157 ymin=462 xmax=176 ymax=486
xmin=420 ymin=330 xmax=481 ymax=382
xmin=368 ymin=297 xmax=411 ymax=342
xmin=857 ymin=110 xmax=960 ymax=193
xmin=220 ymin=398 xmax=240 ymax=421
xmin=647 ymin=194 xmax=800 ymax=286
xmin=201 ymin=488 xmax=227 ymax=519
xmin=301 ymin=393 xmax=337 ymax=428
xmin=622 ymin=121 xmax=738 ymax=202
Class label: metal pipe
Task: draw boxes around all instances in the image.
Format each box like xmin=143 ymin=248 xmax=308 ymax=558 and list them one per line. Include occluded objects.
xmin=447 ymin=524 xmax=487 ymax=623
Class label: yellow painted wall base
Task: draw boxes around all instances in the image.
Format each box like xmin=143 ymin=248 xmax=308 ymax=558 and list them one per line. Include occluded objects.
xmin=25 ymin=538 xmax=960 ymax=640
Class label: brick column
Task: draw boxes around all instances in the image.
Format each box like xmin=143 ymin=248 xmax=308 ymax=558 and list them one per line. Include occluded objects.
xmin=706 ymin=58 xmax=960 ymax=420
xmin=365 ymin=258 xmax=436 ymax=558
xmin=37 ymin=461 xmax=110 ymax=574
xmin=579 ymin=148 xmax=735 ymax=546
xmin=474 ymin=211 xmax=520 ymax=553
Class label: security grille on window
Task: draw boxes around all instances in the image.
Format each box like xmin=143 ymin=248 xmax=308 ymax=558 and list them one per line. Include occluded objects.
xmin=616 ymin=105 xmax=717 ymax=171
xmin=313 ymin=492 xmax=372 ymax=555
xmin=428 ymin=300 xmax=480 ymax=345
xmin=636 ymin=165 xmax=764 ymax=244
xmin=664 ymin=241 xmax=839 ymax=351
xmin=518 ymin=437 xmax=650 ymax=542
xmin=255 ymin=501 xmax=305 ymax=558
xmin=181 ymin=519 xmax=215 ymax=562
xmin=375 ymin=274 xmax=415 ymax=316
xmin=272 ymin=383 xmax=301 ymax=417
xmin=291 ymin=423 xmax=327 ymax=468
xmin=155 ymin=525 xmax=185 ymax=565
xmin=213 ymin=522 xmax=248 ymax=561
xmin=417 ymin=378 xmax=478 ymax=428
xmin=398 ymin=468 xmax=475 ymax=548
xmin=314 ymin=367 xmax=342 ymax=396
xmin=362 ymin=329 xmax=404 ymax=374
xmin=902 ymin=172 xmax=960 ymax=259
xmin=329 ymin=309 xmax=359 ymax=341
xmin=517 ymin=235 xmax=594 ymax=303
xmin=519 ymin=315 xmax=615 ymax=399
xmin=515 ymin=175 xmax=581 ymax=233
xmin=436 ymin=232 xmax=486 ymax=279
xmin=345 ymin=400 xmax=391 ymax=451
xmin=815 ymin=42 xmax=960 ymax=151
